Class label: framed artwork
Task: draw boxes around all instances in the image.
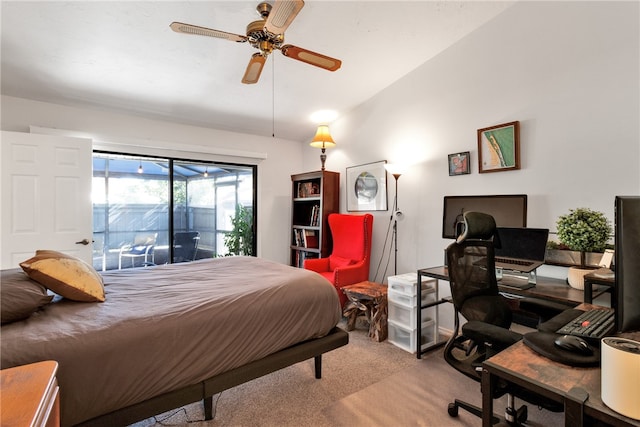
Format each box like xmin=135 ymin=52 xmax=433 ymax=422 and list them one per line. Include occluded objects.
xmin=346 ymin=160 xmax=388 ymax=211
xmin=477 ymin=121 xmax=520 ymax=173
xmin=448 ymin=151 xmax=470 ymax=176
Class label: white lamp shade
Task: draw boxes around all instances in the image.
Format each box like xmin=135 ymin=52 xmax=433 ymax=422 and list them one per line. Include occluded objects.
xmin=385 ymin=163 xmax=406 ymax=177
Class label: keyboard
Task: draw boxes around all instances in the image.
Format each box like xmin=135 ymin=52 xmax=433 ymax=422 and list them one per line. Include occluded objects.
xmin=556 ymin=309 xmax=615 ymax=343
xmin=495 ymin=257 xmax=535 ymax=267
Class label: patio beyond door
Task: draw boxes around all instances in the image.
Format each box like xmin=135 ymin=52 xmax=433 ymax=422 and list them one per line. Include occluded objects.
xmin=92 ymin=154 xmax=255 ymax=271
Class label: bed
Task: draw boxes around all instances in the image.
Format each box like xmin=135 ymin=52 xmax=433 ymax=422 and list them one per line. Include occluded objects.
xmin=1 ymin=255 xmax=348 ymax=426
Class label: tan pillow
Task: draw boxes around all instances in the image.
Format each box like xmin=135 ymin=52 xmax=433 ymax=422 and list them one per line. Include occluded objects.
xmin=20 ymin=250 xmax=105 ymax=302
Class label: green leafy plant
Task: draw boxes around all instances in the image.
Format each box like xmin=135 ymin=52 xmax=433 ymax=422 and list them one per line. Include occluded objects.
xmin=223 ymin=204 xmax=254 ymax=256
xmin=556 ymin=208 xmax=612 ymax=253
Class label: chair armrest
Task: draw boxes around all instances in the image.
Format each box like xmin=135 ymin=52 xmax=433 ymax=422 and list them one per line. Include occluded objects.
xmin=304 ymin=257 xmax=329 ymax=272
xmin=462 ymin=320 xmax=522 ymax=351
xmin=333 ymin=261 xmax=368 ymax=287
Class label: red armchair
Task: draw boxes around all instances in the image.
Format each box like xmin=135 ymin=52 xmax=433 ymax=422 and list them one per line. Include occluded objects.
xmin=304 ymin=213 xmax=374 ymax=308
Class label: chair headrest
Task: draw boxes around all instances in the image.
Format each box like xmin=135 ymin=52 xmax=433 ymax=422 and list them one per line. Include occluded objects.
xmin=456 ymin=211 xmax=497 ymax=243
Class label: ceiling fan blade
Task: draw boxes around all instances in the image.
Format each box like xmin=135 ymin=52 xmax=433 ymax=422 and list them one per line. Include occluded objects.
xmin=280 ymin=45 xmax=342 ymax=71
xmin=242 ymin=53 xmax=267 ymax=84
xmin=170 ymin=22 xmax=247 ymax=43
xmin=264 ymin=0 xmax=304 ymax=35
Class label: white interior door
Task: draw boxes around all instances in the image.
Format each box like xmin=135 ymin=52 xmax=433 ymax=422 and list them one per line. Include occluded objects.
xmin=1 ymin=131 xmax=93 ymax=268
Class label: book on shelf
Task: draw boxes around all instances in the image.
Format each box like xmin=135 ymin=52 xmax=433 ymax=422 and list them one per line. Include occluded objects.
xmin=297 ymin=181 xmax=320 ymax=198
xmin=294 ymin=250 xmax=319 ymax=268
xmin=309 ymin=204 xmax=320 ymax=227
xmin=293 ymin=229 xmax=303 ymax=247
xmin=293 ymin=228 xmax=319 ymax=249
xmin=304 ymin=229 xmax=319 ymax=249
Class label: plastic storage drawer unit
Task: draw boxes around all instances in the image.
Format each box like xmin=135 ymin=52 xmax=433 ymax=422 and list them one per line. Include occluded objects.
xmin=388 ymin=319 xmax=436 ymax=353
xmin=388 ymin=273 xmax=436 ymax=296
xmin=388 ymin=299 xmax=434 ymax=328
xmin=387 ymin=287 xmax=435 ymax=308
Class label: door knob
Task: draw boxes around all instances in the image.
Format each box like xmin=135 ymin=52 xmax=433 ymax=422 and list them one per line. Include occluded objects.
xmin=75 ymin=238 xmax=92 ymax=245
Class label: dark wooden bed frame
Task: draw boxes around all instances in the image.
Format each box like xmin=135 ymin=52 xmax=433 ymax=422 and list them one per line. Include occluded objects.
xmin=77 ymin=327 xmax=349 ymax=426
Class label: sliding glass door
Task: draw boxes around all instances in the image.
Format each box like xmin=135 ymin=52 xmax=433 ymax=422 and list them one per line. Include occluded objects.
xmin=92 ymin=153 xmax=255 ymax=271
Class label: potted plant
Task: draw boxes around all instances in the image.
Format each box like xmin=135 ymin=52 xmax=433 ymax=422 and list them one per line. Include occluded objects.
xmin=223 ymin=204 xmax=254 ymax=256
xmin=555 ymin=207 xmax=612 ymax=289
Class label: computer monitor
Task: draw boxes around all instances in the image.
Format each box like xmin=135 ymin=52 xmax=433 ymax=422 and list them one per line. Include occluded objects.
xmin=442 ymin=195 xmax=527 ymax=239
xmin=495 ymin=227 xmax=549 ymax=262
xmin=614 ymin=195 xmax=640 ymax=333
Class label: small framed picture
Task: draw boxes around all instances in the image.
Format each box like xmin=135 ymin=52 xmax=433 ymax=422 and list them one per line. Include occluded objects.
xmin=477 ymin=121 xmax=520 ymax=173
xmin=448 ymin=151 xmax=470 ymax=176
xmin=346 ymin=160 xmax=388 ymax=211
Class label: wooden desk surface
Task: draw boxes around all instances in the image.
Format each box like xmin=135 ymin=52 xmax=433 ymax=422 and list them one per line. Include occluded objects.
xmin=584 ymin=268 xmax=615 ymax=285
xmin=418 ymin=266 xmax=609 ymax=306
xmin=484 ymin=331 xmax=640 ymax=426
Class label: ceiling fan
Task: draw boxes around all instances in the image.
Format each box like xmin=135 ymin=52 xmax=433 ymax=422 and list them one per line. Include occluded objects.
xmin=170 ymin=0 xmax=342 ymax=84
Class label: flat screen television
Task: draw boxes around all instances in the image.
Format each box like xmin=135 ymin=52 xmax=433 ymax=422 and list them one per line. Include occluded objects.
xmin=442 ymin=195 xmax=528 ymax=239
xmin=614 ymin=195 xmax=640 ymax=333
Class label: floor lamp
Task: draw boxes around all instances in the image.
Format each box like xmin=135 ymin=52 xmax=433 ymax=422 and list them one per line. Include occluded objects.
xmin=385 ymin=164 xmax=405 ymax=275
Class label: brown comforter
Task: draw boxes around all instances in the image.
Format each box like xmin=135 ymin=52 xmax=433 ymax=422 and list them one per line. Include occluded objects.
xmin=1 ymin=256 xmax=341 ymax=426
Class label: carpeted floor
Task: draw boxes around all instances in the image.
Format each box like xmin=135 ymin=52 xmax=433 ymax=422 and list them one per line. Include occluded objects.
xmin=131 ymin=319 xmax=562 ymax=426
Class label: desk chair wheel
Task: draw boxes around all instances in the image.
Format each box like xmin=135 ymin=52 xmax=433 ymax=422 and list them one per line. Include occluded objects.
xmin=447 ymin=402 xmax=458 ymax=417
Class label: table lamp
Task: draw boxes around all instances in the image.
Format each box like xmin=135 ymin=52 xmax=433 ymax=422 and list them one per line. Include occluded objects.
xmin=309 ymin=125 xmax=336 ymax=171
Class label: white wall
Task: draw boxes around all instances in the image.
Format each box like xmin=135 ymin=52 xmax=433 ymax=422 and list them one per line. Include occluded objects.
xmin=301 ymin=2 xmax=639 ymax=328
xmin=0 ymin=95 xmax=304 ymax=264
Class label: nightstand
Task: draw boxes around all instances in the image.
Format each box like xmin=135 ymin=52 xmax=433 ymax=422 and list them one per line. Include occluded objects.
xmin=1 ymin=360 xmax=60 ymax=427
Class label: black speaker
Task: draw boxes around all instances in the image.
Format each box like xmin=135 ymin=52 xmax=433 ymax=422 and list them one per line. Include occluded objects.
xmin=614 ymin=196 xmax=640 ymax=333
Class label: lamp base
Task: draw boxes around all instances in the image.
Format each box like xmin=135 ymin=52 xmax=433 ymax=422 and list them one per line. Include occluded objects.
xmin=320 ymin=148 xmax=327 ymax=171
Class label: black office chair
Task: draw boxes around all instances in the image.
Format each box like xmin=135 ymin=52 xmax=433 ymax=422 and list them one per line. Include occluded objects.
xmin=173 ymin=231 xmax=200 ymax=263
xmin=444 ymin=211 xmax=562 ymax=425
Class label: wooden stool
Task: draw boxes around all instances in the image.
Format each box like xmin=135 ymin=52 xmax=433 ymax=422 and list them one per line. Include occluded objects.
xmin=342 ymin=281 xmax=388 ymax=342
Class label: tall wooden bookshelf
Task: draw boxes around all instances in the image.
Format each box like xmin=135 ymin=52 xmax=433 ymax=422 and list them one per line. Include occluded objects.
xmin=290 ymin=170 xmax=339 ymax=267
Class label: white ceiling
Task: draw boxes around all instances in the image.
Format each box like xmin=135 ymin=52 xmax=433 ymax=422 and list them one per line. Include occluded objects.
xmin=1 ymin=1 xmax=513 ymax=142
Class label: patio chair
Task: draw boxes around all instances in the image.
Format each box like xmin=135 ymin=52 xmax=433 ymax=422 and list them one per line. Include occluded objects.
xmin=118 ymin=232 xmax=157 ymax=269
xmin=173 ymin=231 xmax=200 ymax=263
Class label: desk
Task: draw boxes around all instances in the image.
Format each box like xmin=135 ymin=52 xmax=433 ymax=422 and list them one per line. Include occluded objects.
xmin=583 ymin=268 xmax=615 ymax=304
xmin=482 ymin=330 xmax=640 ymax=427
xmin=416 ymin=266 xmax=612 ymax=358
xmin=419 ymin=266 xmax=610 ymax=305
